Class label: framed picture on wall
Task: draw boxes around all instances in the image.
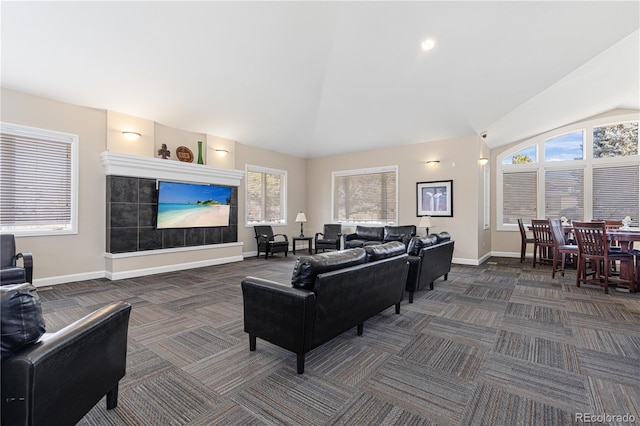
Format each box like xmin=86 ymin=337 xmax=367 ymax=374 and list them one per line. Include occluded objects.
xmin=416 ymin=180 xmax=453 ymax=217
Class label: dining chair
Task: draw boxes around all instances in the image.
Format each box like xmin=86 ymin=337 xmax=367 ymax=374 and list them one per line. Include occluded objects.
xmin=517 ymin=219 xmax=534 ymax=263
xmin=572 ymin=221 xmax=634 ymax=294
xmin=531 ymin=219 xmax=554 ymax=268
xmin=549 ymin=218 xmax=578 ymax=279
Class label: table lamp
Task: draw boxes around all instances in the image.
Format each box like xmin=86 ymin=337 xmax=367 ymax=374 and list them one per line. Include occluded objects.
xmin=419 ymin=216 xmax=432 ymax=236
xmin=295 ymin=212 xmax=307 ymax=237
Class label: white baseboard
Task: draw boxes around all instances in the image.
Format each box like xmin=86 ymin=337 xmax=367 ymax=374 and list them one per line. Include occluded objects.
xmin=32 ymin=255 xmax=244 ymax=286
xmin=32 ymin=251 xmax=524 ymax=287
xmin=106 ymin=255 xmax=244 ymax=281
xmin=491 ymin=251 xmax=525 ymax=259
xmin=33 ymin=271 xmax=106 ymax=288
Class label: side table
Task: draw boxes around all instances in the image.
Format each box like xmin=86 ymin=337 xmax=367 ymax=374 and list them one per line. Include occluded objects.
xmin=292 ymin=236 xmax=313 ymax=255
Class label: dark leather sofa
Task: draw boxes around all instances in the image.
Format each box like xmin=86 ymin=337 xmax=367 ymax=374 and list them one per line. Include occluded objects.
xmin=343 ymin=225 xmax=416 ymax=249
xmin=1 ymin=300 xmax=132 ymax=425
xmin=241 ymin=242 xmax=409 ymax=373
xmin=405 ymin=232 xmax=455 ymax=303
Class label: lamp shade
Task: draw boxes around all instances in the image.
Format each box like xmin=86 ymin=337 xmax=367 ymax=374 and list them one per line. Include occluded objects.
xmin=418 ymin=216 xmax=432 ymax=228
xmin=295 ymin=212 xmax=307 ymax=223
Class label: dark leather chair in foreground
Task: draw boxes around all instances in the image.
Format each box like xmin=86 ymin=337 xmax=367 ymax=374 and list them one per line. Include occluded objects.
xmin=314 ymin=224 xmax=342 ymax=253
xmin=405 ymin=232 xmax=454 ymax=303
xmin=1 ymin=300 xmax=132 ymax=425
xmin=254 ymin=225 xmax=289 ymax=259
xmin=0 ymin=234 xmax=33 ymax=285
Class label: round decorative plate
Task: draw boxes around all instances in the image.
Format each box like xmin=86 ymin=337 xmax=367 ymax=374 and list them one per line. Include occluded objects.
xmin=176 ymin=146 xmax=194 ymax=163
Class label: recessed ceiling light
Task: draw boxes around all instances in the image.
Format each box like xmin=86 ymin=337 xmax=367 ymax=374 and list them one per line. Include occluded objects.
xmin=421 ymin=39 xmax=435 ymax=51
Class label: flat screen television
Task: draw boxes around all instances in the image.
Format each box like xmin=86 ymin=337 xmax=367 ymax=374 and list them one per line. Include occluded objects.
xmin=156 ymin=181 xmax=232 ymax=229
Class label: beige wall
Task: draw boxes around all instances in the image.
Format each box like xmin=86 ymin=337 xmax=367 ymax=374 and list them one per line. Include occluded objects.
xmin=2 ymin=87 xmax=493 ymax=284
xmin=306 ymin=135 xmax=486 ymax=264
xmin=1 ymin=88 xmax=107 ymax=283
xmin=235 ymin=143 xmax=308 ymax=254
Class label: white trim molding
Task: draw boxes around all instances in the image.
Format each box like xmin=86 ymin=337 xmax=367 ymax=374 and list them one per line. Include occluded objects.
xmin=101 ymin=151 xmax=244 ymax=186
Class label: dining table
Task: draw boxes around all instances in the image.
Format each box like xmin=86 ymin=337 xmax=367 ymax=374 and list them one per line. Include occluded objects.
xmin=607 ymin=227 xmax=640 ymax=292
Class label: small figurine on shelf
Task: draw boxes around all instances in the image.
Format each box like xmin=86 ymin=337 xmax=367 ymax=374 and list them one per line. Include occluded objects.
xmin=158 ymin=144 xmax=170 ymax=159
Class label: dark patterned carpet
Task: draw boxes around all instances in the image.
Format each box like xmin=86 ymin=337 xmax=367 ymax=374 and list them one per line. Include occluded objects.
xmin=36 ymin=255 xmax=640 ymax=425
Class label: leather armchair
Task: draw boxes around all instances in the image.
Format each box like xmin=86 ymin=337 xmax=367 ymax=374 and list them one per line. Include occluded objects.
xmin=0 ymin=234 xmax=33 ymax=285
xmin=1 ymin=301 xmax=132 ymax=426
xmin=254 ymin=226 xmax=289 ymax=259
xmin=314 ymin=224 xmax=342 ymax=253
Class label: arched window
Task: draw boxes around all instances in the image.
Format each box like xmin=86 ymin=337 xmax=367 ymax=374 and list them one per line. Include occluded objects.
xmin=497 ymin=113 xmax=639 ymax=230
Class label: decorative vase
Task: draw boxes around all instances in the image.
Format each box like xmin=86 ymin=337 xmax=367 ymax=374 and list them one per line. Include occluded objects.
xmin=197 ymin=141 xmax=204 ymax=164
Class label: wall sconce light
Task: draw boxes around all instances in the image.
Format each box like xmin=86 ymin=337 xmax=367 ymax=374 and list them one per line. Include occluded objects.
xmin=215 ymin=149 xmax=229 ymax=157
xmin=122 ymin=131 xmax=141 ymax=140
xmin=425 ymin=160 xmax=440 ymax=167
xmin=479 ymin=157 xmax=489 ymax=166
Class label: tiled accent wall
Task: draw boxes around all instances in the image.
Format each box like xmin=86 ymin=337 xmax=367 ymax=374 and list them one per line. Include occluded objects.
xmin=106 ymin=176 xmax=238 ymax=254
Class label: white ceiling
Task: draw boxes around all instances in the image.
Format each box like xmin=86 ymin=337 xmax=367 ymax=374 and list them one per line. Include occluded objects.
xmin=2 ymin=1 xmax=639 ymax=158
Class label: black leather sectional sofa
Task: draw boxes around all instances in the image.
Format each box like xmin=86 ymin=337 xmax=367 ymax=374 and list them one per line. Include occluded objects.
xmin=343 ymin=225 xmax=417 ymax=249
xmin=242 ymin=242 xmax=409 ymax=373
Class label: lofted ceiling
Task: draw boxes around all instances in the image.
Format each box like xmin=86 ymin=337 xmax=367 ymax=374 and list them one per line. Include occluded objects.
xmin=1 ymin=1 xmax=639 ymax=158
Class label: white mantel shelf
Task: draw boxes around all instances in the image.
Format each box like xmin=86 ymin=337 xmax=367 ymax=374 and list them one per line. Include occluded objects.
xmin=101 ymin=151 xmax=244 ymax=186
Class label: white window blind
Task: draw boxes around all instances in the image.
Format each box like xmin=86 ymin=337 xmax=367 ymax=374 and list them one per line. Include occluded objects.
xmin=544 ymin=169 xmax=584 ymax=220
xmin=245 ymin=165 xmax=286 ymax=225
xmin=332 ymin=166 xmax=397 ymax=224
xmin=0 ymin=123 xmax=77 ymax=235
xmin=502 ymin=171 xmax=537 ymax=225
xmin=593 ymin=165 xmax=639 ymax=225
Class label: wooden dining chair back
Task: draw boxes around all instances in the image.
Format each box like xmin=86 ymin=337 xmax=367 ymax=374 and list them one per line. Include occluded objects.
xmin=572 ymin=221 xmax=634 ymax=294
xmin=549 ymin=218 xmax=578 ymax=279
xmin=517 ymin=218 xmax=534 ymax=263
xmin=531 ymin=219 xmax=553 ymax=268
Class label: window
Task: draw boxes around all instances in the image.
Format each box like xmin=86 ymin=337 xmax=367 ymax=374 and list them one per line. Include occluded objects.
xmin=497 ymin=113 xmax=639 ymax=229
xmin=332 ymin=166 xmax=398 ymax=224
xmin=593 ymin=122 xmax=638 ymax=158
xmin=0 ymin=122 xmax=78 ymax=235
xmin=544 ymin=168 xmax=584 ymax=220
xmin=502 ymin=145 xmax=536 ymax=164
xmin=544 ymin=131 xmax=584 ymax=161
xmin=502 ymin=171 xmax=537 ymax=225
xmin=245 ymin=165 xmax=287 ymax=226
xmin=593 ymin=165 xmax=639 ymax=222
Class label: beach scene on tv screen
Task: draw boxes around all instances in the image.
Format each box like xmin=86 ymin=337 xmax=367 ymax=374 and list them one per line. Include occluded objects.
xmin=157 ymin=182 xmax=231 ymax=228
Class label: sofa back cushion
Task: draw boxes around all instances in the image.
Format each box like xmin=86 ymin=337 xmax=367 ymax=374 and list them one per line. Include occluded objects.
xmin=407 ymin=235 xmax=438 ymax=256
xmin=383 ymin=225 xmax=416 ymax=244
xmin=291 ymin=248 xmax=366 ymax=290
xmin=1 ymin=282 xmax=46 ymax=362
xmin=436 ymin=232 xmax=451 ymax=243
xmin=364 ymin=241 xmax=406 ymax=262
xmin=355 ymin=226 xmax=384 ymax=241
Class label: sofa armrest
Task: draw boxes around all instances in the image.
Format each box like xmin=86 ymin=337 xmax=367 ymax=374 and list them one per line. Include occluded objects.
xmin=272 ymin=234 xmax=289 ymax=241
xmin=15 ymin=252 xmax=33 ymax=283
xmin=241 ymin=277 xmax=315 ymax=354
xmin=1 ymin=301 xmax=132 ymax=426
xmin=343 ymin=233 xmax=357 ymax=241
